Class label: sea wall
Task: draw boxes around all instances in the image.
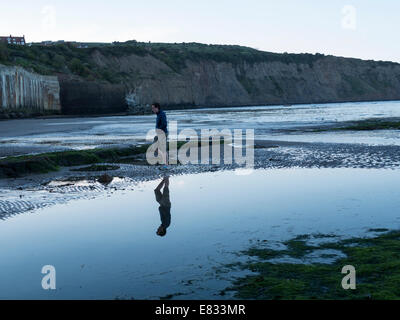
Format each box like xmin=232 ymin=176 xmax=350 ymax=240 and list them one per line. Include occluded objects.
xmin=0 ymin=64 xmax=61 ymax=115
xmin=59 ymin=76 xmax=126 ymax=115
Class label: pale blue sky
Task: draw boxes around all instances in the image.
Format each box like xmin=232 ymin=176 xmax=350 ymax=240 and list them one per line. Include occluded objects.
xmin=1 ymin=0 xmax=399 ymax=62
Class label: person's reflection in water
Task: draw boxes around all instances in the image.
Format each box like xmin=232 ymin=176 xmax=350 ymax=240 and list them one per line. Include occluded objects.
xmin=154 ymin=176 xmax=171 ymax=237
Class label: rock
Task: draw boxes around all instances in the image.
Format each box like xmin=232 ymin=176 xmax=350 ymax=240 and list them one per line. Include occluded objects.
xmin=98 ymin=174 xmax=113 ymax=184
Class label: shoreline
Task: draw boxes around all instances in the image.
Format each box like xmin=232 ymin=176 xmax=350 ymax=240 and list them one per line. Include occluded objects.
xmin=1 ymin=98 xmax=400 ymax=121
xmin=1 ymin=137 xmax=399 ymax=191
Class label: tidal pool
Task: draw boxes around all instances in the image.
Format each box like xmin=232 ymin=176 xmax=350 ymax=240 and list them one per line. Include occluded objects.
xmin=0 ymin=168 xmax=399 ymax=299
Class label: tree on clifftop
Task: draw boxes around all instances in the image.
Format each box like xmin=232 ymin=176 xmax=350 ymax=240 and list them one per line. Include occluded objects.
xmin=0 ymin=43 xmax=9 ymax=62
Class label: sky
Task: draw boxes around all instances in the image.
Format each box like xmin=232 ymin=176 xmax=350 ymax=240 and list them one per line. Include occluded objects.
xmin=1 ymin=0 xmax=399 ymax=62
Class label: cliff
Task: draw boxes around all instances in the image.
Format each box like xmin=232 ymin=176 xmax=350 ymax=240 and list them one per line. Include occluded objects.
xmin=1 ymin=42 xmax=400 ymax=115
xmin=0 ymin=64 xmax=60 ymax=117
xmin=92 ymin=52 xmax=400 ymax=112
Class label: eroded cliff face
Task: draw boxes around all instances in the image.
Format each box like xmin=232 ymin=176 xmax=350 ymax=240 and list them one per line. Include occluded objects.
xmin=0 ymin=64 xmax=60 ymax=115
xmin=60 ymin=50 xmax=400 ymax=114
xmin=133 ymin=56 xmax=400 ymax=107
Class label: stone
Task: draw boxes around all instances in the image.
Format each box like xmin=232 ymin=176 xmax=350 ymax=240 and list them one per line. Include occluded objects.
xmin=98 ymin=174 xmax=113 ymax=184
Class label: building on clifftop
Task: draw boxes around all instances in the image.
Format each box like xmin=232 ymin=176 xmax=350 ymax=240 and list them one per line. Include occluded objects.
xmin=0 ymin=35 xmax=26 ymax=45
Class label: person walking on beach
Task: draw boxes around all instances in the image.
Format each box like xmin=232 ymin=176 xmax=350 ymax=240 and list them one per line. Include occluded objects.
xmin=151 ymin=103 xmax=168 ymax=168
xmin=154 ymin=176 xmax=171 ymax=237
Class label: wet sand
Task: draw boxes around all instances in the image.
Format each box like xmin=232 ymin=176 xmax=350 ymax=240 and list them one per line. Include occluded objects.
xmin=1 ymin=100 xmax=400 ymax=158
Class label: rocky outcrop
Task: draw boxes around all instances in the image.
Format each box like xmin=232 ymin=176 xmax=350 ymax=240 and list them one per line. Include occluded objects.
xmin=61 ymin=50 xmax=400 ymax=115
xmin=0 ymin=64 xmax=60 ymax=115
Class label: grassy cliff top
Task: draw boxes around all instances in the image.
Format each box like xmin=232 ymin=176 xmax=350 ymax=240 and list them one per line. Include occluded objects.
xmin=0 ymin=41 xmax=397 ymax=84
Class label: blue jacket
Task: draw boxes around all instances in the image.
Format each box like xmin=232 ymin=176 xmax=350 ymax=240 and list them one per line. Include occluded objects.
xmin=156 ymin=110 xmax=168 ymax=134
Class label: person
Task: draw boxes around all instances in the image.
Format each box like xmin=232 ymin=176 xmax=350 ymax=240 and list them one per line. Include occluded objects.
xmin=151 ymin=103 xmax=168 ymax=167
xmin=154 ymin=176 xmax=171 ymax=237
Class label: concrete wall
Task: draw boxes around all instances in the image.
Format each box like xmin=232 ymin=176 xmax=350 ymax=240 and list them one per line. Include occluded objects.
xmin=0 ymin=64 xmax=60 ymax=113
